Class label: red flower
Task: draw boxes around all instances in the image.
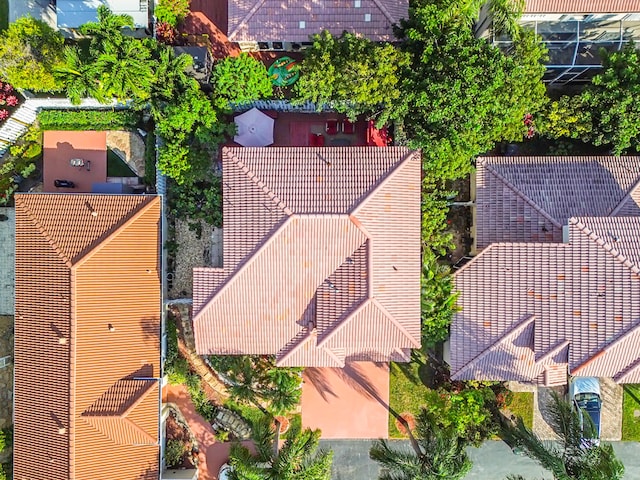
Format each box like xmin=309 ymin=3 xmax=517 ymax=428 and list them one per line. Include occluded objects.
xmin=0 ymin=110 xmax=9 ymax=120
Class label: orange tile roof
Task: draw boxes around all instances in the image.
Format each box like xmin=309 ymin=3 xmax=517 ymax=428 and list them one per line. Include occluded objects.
xmin=14 ymin=194 xmax=161 ymax=480
xmin=193 ymin=147 xmax=421 ymax=366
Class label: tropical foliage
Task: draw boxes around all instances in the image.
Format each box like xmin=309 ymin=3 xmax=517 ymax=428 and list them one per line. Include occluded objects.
xmin=421 ymin=252 xmax=457 ymax=346
xmin=209 ymin=355 xmax=303 ymax=415
xmin=370 ymin=409 xmax=472 ymax=480
xmin=155 ymin=0 xmax=191 ymax=27
xmin=395 ymin=0 xmax=547 ymax=180
xmin=0 ymin=15 xmax=65 ymax=91
xmin=211 ymin=53 xmax=273 ymax=104
xmin=502 ymin=391 xmax=625 ymax=480
xmin=228 ymin=416 xmax=333 ymax=479
xmin=294 ymin=30 xmax=410 ymax=125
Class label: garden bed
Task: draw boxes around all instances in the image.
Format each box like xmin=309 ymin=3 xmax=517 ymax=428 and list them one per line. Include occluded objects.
xmin=165 ymin=410 xmax=198 ymax=469
xmin=0 ymin=81 xmax=21 ymax=125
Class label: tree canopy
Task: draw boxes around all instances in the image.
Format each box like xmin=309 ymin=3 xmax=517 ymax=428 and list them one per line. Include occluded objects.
xmin=294 ymin=30 xmax=410 ymax=125
xmin=211 ymin=53 xmax=273 ymax=104
xmin=395 ymin=0 xmax=547 ymax=180
xmin=0 ymin=16 xmax=65 ymax=91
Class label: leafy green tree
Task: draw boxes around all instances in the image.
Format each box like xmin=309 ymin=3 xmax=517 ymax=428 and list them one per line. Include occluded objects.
xmin=294 ymin=30 xmax=410 ymax=125
xmin=155 ymin=0 xmax=191 ymax=27
xmin=489 ymin=0 xmax=525 ymax=37
xmin=0 ymin=16 xmax=65 ymax=91
xmin=155 ymin=87 xmax=232 ymax=183
xmin=211 ymin=53 xmax=273 ymax=104
xmin=579 ymin=43 xmax=640 ymax=154
xmin=229 ymin=416 xmax=333 ymax=479
xmin=150 ymin=45 xmax=198 ymax=112
xmin=370 ymin=409 xmax=472 ymax=480
xmin=537 ymin=95 xmax=592 ymax=140
xmin=395 ymin=0 xmax=547 ymax=180
xmin=502 ymin=391 xmax=624 ymax=480
xmin=54 ymin=46 xmax=108 ymax=105
xmin=209 ymin=356 xmax=303 ymax=415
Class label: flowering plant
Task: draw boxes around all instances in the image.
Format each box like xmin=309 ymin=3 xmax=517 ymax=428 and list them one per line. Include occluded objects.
xmin=0 ymin=81 xmax=21 ymax=124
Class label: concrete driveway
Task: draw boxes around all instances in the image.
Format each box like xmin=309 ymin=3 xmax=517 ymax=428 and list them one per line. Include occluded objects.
xmin=9 ymin=0 xmax=56 ymax=27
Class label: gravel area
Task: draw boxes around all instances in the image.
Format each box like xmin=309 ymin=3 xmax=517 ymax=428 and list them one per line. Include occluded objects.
xmin=169 ymin=219 xmax=214 ymax=299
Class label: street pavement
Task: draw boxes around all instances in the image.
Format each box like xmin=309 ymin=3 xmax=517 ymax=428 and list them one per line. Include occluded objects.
xmin=321 ymin=439 xmax=640 ymax=480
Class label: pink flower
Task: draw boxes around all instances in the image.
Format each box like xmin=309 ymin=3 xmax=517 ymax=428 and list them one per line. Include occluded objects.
xmin=6 ymin=96 xmax=19 ymax=107
xmin=0 ymin=110 xmax=9 ymax=121
xmin=4 ymin=83 xmax=13 ymax=93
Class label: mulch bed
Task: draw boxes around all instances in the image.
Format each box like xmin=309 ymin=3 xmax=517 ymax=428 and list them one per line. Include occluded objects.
xmin=165 ymin=412 xmax=198 ymax=469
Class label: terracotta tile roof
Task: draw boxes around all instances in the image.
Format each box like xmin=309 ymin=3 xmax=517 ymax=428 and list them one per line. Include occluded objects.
xmin=228 ymin=0 xmax=408 ymax=42
xmin=14 ymin=194 xmax=161 ymax=480
xmin=452 ymin=216 xmax=640 ymax=384
xmin=193 ymin=147 xmax=421 ymax=366
xmin=475 ymin=156 xmax=640 ymax=249
xmin=524 ymin=0 xmax=640 ymax=13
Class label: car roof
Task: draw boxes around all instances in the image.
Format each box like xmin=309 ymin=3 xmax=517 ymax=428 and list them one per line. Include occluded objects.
xmin=570 ymin=376 xmax=601 ymax=397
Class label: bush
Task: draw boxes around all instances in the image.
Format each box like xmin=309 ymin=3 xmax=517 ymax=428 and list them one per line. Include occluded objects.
xmin=211 ymin=53 xmax=273 ymax=103
xmin=167 ymin=177 xmax=223 ymax=236
xmin=37 ymin=109 xmax=140 ymax=130
xmin=0 ymin=428 xmax=12 ymax=453
xmin=164 ymin=439 xmax=186 ymax=468
xmin=155 ymin=0 xmax=191 ymax=27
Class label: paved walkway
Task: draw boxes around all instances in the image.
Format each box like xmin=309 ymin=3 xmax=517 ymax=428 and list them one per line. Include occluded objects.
xmin=164 ymin=384 xmax=254 ymax=480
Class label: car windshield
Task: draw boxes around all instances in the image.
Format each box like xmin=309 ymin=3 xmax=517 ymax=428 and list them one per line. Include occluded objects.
xmin=575 ymin=392 xmax=601 ymax=411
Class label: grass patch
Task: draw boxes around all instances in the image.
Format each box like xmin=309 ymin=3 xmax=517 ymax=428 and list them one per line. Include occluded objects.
xmin=388 ymin=360 xmax=430 ymax=438
xmin=505 ymin=391 xmax=534 ymax=430
xmin=622 ymin=385 xmax=640 ymax=441
xmin=107 ymin=149 xmax=137 ymax=177
xmin=0 ymin=0 xmax=7 ymax=32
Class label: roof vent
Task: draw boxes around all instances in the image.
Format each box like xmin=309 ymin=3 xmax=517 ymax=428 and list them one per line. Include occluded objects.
xmin=354 ymin=0 xmax=361 ymax=6
xmin=608 ymin=231 xmax=621 ymax=242
xmin=58 ymin=337 xmax=67 ymax=345
xmin=85 ymin=201 xmax=98 ymax=217
xmin=364 ymin=13 xmax=371 ymax=22
xmin=316 ymin=153 xmax=331 ymax=166
xmin=58 ymin=427 xmax=66 ymax=435
xmin=108 ymin=323 xmax=116 ymax=332
xmin=562 ymin=224 xmax=570 ymax=243
xmin=299 ymin=20 xmax=306 ymax=29
xmin=325 ymin=280 xmax=340 ymax=292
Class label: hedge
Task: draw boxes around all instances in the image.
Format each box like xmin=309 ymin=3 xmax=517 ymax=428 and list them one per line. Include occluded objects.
xmin=37 ymin=109 xmax=140 ymax=130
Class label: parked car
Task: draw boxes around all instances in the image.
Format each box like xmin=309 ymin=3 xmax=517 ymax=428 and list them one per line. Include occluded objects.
xmin=569 ymin=376 xmax=602 ymax=446
xmin=218 ymin=463 xmax=232 ymax=480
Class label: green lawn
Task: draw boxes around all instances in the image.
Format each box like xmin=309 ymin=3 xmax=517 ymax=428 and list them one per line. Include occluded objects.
xmin=107 ymin=149 xmax=137 ymax=177
xmin=0 ymin=0 xmax=7 ymax=32
xmin=505 ymin=391 xmax=534 ymax=430
xmin=388 ymin=360 xmax=431 ymax=438
xmin=622 ymin=385 xmax=640 ymax=441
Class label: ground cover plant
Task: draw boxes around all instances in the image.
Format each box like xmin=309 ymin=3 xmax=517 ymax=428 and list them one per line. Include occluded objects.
xmin=622 ymin=385 xmax=640 ymax=441
xmin=0 ymin=126 xmax=41 ymax=205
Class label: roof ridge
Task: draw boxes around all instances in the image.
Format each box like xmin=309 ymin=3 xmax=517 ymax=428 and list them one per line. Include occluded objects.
xmin=223 ymin=147 xmax=293 ymax=215
xmin=121 ymin=379 xmax=158 ymax=417
xmin=570 ymin=217 xmax=640 ymax=274
xmin=452 ymin=315 xmax=535 ymax=379
xmin=228 ymin=0 xmax=269 ymax=40
xmin=483 ymin=162 xmax=562 ymax=229
xmin=350 ymin=149 xmax=418 ymax=216
xmin=317 ymin=298 xmax=419 ymax=349
xmin=71 ymin=197 xmax=158 ymax=268
xmin=535 ymin=339 xmax=570 ymax=364
xmin=276 ymin=330 xmax=344 ymax=367
xmin=610 ymin=175 xmax=640 ymax=216
xmin=370 ymin=0 xmax=395 ymax=23
xmin=14 ymin=195 xmax=72 ymax=266
xmin=572 ymin=322 xmax=640 ymax=374
xmin=82 ymin=415 xmax=157 ymax=446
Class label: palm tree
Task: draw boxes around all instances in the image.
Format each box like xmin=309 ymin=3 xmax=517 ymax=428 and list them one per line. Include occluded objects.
xmin=95 ymin=40 xmax=155 ymax=102
xmin=489 ymin=0 xmax=525 ymax=37
xmin=79 ymin=5 xmax=134 ymax=54
xmin=150 ymin=45 xmax=198 ymax=114
xmin=502 ymin=391 xmax=624 ymax=480
xmin=54 ymin=46 xmax=107 ymax=105
xmin=369 ymin=409 xmax=472 ymax=480
xmin=228 ymin=416 xmax=333 ymax=479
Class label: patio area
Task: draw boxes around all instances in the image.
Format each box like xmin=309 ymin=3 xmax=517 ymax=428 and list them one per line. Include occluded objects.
xmin=43 ymin=130 xmax=107 ymax=193
xmin=302 ymin=362 xmax=390 ymax=439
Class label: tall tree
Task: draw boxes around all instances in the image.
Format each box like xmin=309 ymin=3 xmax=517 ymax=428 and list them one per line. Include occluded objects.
xmin=0 ymin=16 xmax=65 ymax=91
xmin=370 ymin=409 xmax=472 ymax=480
xmin=229 ymin=416 xmax=333 ymax=480
xmin=95 ymin=40 xmax=155 ymax=102
xmin=211 ymin=53 xmax=272 ymax=104
xmin=294 ymin=30 xmax=410 ymax=125
xmin=79 ymin=5 xmax=134 ymax=54
xmin=502 ymin=391 xmax=624 ymax=480
xmin=395 ymin=0 xmax=547 ymax=180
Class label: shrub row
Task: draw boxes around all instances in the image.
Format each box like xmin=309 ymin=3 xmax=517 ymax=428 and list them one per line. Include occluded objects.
xmin=37 ymin=109 xmax=140 ymax=130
